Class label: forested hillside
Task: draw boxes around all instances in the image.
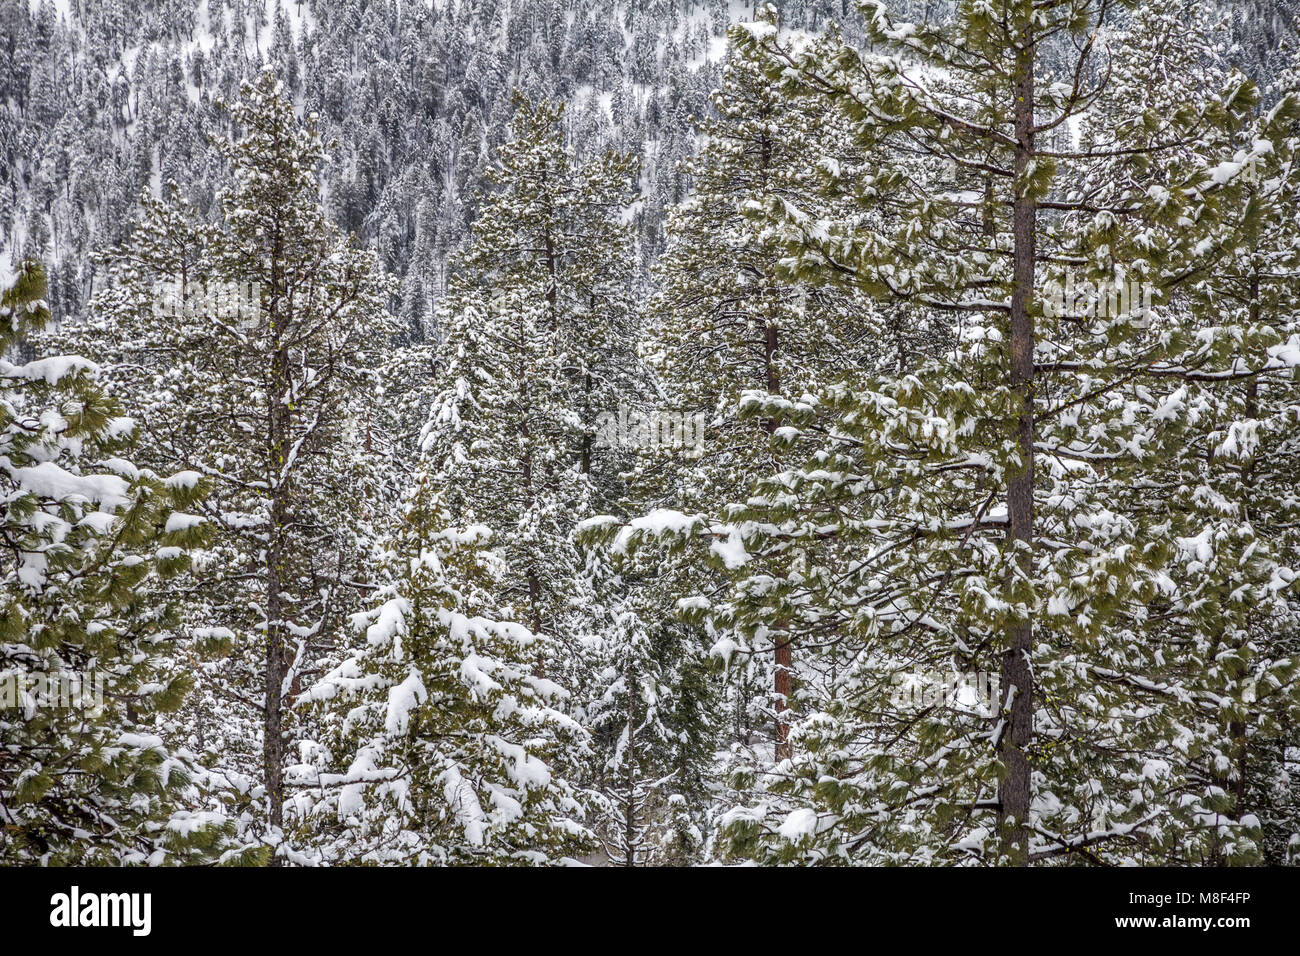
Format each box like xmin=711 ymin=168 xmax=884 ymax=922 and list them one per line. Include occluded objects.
xmin=1 ymin=0 xmax=871 ymax=328
xmin=2 ymin=0 xmax=1300 ymax=867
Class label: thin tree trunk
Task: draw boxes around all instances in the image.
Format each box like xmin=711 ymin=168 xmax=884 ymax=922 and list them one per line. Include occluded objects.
xmin=998 ymin=23 xmax=1037 ymax=866
xmin=264 ymin=197 xmax=289 ymax=859
xmin=773 ymin=636 xmax=793 ymax=761
xmin=264 ymin=352 xmax=288 ymax=860
xmin=624 ymin=658 xmax=638 ymax=866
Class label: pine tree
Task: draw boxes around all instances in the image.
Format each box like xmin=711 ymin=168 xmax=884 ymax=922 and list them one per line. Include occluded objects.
xmin=1108 ymin=18 xmax=1300 ymax=863
xmin=0 ymin=260 xmax=254 ymax=864
xmin=644 ymin=41 xmax=885 ymax=763
xmin=605 ymin=0 xmax=1300 ymax=865
xmin=68 ymin=71 xmax=395 ymax=857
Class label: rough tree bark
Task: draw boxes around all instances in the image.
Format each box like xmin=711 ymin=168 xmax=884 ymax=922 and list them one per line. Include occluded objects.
xmin=998 ymin=20 xmax=1038 ymax=866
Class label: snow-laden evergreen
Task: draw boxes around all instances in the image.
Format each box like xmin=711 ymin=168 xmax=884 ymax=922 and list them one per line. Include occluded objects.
xmin=297 ymin=479 xmax=591 ymax=864
xmin=0 ymin=260 xmax=256 ymax=864
xmin=589 ymin=0 xmax=1300 ymax=865
xmin=3 ymin=0 xmax=1298 ymax=868
xmin=60 ymin=71 xmax=396 ymax=857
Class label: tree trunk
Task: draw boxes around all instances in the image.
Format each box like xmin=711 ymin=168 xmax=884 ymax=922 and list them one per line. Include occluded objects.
xmin=264 ymin=205 xmax=289 ymax=859
xmin=773 ymin=636 xmax=793 ymax=761
xmin=624 ymin=658 xmax=638 ymax=866
xmin=264 ymin=363 xmax=288 ymax=861
xmin=998 ymin=23 xmax=1037 ymax=866
xmin=762 ymin=317 xmax=794 ymax=761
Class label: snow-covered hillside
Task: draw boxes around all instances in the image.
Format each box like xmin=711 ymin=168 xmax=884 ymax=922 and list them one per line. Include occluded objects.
xmin=2 ymin=0 xmax=1299 ymax=871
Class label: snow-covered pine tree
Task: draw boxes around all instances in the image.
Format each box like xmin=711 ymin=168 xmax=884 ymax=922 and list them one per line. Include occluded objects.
xmin=420 ymin=94 xmax=694 ymax=856
xmin=957 ymin=0 xmax=1300 ymax=864
xmin=1224 ymin=48 xmax=1300 ymax=865
xmin=0 ymin=260 xmax=254 ymax=864
xmin=299 ymin=476 xmax=592 ymax=865
xmin=70 ymin=71 xmax=395 ymax=857
xmin=599 ymin=0 xmax=1300 ymax=864
xmin=1101 ymin=14 xmax=1300 ymax=863
xmin=421 ymin=94 xmax=640 ymax=666
xmin=643 ymin=40 xmax=886 ymax=764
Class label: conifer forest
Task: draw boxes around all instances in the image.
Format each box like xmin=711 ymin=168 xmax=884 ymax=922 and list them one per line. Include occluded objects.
xmin=3 ymin=0 xmax=1300 ymax=875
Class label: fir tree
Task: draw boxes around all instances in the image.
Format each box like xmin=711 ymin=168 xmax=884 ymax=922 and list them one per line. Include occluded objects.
xmin=421 ymin=94 xmax=640 ymax=656
xmin=301 ymin=478 xmax=592 ymax=865
xmin=580 ymin=554 xmax=720 ymax=865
